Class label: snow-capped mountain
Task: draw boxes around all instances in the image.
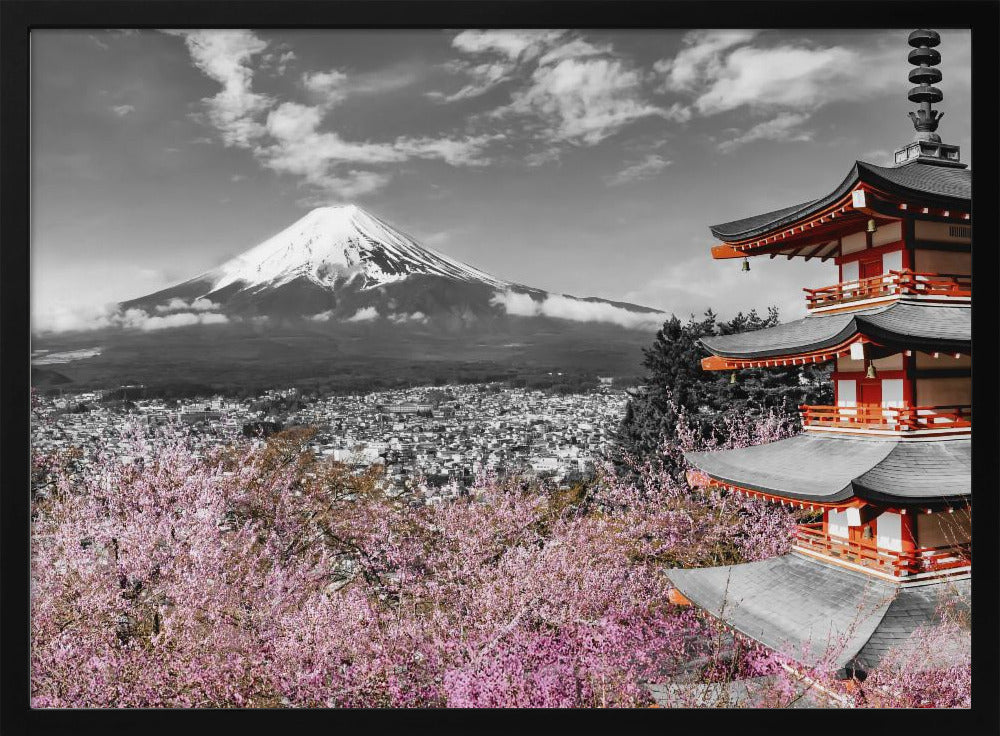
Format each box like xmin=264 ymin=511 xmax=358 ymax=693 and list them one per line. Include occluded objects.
xmin=122 ymin=204 xmax=662 ymax=329
xmin=204 ymin=204 xmax=512 ymax=293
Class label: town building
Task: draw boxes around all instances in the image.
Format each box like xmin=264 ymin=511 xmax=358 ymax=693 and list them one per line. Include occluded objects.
xmin=668 ymin=29 xmax=971 ymax=678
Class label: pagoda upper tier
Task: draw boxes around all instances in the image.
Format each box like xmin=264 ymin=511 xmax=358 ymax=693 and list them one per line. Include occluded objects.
xmin=700 ymin=301 xmax=969 ymax=369
xmin=709 ymin=159 xmax=970 ymax=261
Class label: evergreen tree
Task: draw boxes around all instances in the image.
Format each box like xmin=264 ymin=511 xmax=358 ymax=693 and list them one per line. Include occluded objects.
xmin=616 ymin=307 xmax=832 ymax=469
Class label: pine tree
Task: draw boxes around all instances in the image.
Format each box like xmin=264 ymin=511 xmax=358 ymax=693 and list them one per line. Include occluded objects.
xmin=616 ymin=307 xmax=832 ymax=469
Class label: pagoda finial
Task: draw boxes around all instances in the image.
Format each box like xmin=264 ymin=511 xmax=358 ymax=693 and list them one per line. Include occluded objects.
xmin=892 ymin=29 xmax=964 ymax=168
xmin=906 ymin=29 xmax=944 ymax=141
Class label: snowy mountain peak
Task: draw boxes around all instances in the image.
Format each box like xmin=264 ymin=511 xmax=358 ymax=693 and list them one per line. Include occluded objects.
xmin=203 ymin=204 xmax=511 ymax=294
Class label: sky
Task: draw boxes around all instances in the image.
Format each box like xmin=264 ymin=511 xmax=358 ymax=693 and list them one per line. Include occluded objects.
xmin=31 ymin=28 xmax=972 ymax=333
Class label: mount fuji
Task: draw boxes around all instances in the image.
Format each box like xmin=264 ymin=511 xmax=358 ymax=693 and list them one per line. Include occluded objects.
xmin=37 ymin=205 xmax=667 ymax=391
xmin=122 ymin=204 xmax=662 ymax=330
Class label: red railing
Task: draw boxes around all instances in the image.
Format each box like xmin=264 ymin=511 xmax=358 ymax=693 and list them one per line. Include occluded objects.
xmin=804 ymin=269 xmax=971 ymax=309
xmin=799 ymin=404 xmax=971 ymax=432
xmin=795 ymin=523 xmax=971 ymax=578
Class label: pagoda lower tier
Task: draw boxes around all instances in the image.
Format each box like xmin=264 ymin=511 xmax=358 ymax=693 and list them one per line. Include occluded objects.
xmin=685 ymin=435 xmax=971 ymax=583
xmin=666 ymin=553 xmax=969 ymax=678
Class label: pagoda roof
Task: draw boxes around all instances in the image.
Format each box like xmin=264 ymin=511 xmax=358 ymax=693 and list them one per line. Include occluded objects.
xmin=684 ymin=434 xmax=970 ymax=505
xmin=710 ymin=160 xmax=972 ymax=242
xmin=666 ymin=553 xmax=969 ymax=674
xmin=700 ymin=302 xmax=969 ymax=361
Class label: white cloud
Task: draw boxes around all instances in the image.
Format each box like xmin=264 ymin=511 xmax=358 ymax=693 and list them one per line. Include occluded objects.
xmin=429 ymin=61 xmax=511 ymax=102
xmin=171 ymin=31 xmax=498 ymax=198
xmin=432 ymin=31 xmax=565 ymax=103
xmin=32 ymin=303 xmax=120 ymax=334
xmin=693 ymin=43 xmax=860 ymax=115
xmin=154 ymin=297 xmax=221 ymax=313
xmin=716 ymin=112 xmax=813 ymax=153
xmin=309 ymin=310 xmax=334 ymax=322
xmin=302 ymin=69 xmax=349 ymax=106
xmin=275 ymin=50 xmax=296 ymax=75
xmin=537 ymin=38 xmax=613 ymax=66
xmin=605 ymin=153 xmax=672 ymax=186
xmin=504 ymin=56 xmax=677 ymax=145
xmin=305 ymin=65 xmax=426 ymax=104
xmin=389 ymin=311 xmax=428 ymax=324
xmin=395 ymin=134 xmax=497 ymax=167
xmin=112 ymin=104 xmax=135 ymax=117
xmin=265 ymin=101 xmax=325 ymax=141
xmin=451 ymin=30 xmax=564 ymax=61
xmin=258 ymin=100 xmax=494 ymax=191
xmin=138 ymin=311 xmax=230 ymax=331
xmin=32 ymin=302 xmax=230 ymax=334
xmin=656 ymin=30 xmax=911 ymax=123
xmin=490 ymin=290 xmax=663 ymax=330
xmin=346 ymin=306 xmax=379 ymax=322
xmin=655 ymin=30 xmax=758 ymax=92
xmin=169 ymin=30 xmax=272 ymax=148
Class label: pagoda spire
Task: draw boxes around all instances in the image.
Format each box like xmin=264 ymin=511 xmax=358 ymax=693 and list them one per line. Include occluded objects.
xmin=892 ymin=29 xmax=965 ymax=168
xmin=906 ymin=29 xmax=944 ymax=141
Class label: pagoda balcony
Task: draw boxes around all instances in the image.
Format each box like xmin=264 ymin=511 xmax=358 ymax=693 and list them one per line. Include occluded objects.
xmin=804 ymin=269 xmax=971 ymax=312
xmin=799 ymin=403 xmax=971 ymax=435
xmin=794 ymin=523 xmax=971 ymax=581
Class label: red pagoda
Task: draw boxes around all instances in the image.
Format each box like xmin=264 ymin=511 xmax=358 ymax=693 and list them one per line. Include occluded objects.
xmin=668 ymin=29 xmax=971 ymax=678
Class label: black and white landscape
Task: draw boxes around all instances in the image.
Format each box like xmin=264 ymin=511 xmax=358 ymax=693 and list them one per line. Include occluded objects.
xmin=34 ymin=203 xmax=666 ymax=391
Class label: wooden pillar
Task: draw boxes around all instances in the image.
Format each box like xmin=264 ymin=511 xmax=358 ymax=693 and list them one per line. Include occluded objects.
xmin=902 ymin=218 xmax=916 ymax=270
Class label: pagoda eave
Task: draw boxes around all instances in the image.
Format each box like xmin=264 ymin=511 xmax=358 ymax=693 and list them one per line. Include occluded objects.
xmin=666 ymin=554 xmax=970 ymax=675
xmin=699 ymin=301 xmax=970 ymax=364
xmin=684 ymin=434 xmax=971 ymax=506
xmin=709 ymin=161 xmax=972 ymax=259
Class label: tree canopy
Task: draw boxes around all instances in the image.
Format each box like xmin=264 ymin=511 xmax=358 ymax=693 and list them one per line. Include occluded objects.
xmin=616 ymin=308 xmax=832 ymax=469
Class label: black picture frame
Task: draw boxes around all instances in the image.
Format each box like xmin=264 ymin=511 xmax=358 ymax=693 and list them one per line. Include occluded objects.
xmin=3 ymin=2 xmax=998 ymax=734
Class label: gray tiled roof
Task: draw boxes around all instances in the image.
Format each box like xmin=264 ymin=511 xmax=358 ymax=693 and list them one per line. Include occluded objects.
xmin=710 ymin=160 xmax=972 ymax=241
xmin=700 ymin=302 xmax=970 ymax=359
xmin=667 ymin=554 xmax=897 ymax=672
xmin=853 ymin=439 xmax=971 ymax=502
xmin=666 ymin=553 xmax=970 ymax=674
xmin=685 ymin=435 xmax=970 ymax=504
xmin=854 ymin=578 xmax=970 ymax=671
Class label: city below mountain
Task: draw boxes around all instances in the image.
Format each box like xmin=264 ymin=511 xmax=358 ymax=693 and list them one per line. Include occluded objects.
xmin=34 ymin=205 xmax=667 ymax=393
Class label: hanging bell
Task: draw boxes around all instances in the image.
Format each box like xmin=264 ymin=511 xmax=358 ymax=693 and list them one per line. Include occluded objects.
xmin=741 ymin=257 xmax=751 ymax=272
xmin=865 ymin=362 xmax=877 ymax=379
xmin=866 ymin=218 xmax=877 ymax=234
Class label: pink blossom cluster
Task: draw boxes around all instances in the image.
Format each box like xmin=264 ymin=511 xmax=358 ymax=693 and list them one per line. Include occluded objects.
xmin=30 ymin=408 xmax=969 ymax=708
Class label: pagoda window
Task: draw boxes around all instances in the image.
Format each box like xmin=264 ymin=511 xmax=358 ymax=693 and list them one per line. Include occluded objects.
xmin=913 ymin=249 xmax=971 ymax=277
xmin=914 ymin=220 xmax=972 ymax=244
xmin=840 ymin=259 xmax=859 ymax=284
xmin=875 ymin=511 xmax=904 ymax=552
xmin=915 ymin=376 xmax=971 ymax=406
xmin=917 ymin=511 xmax=971 ymax=548
xmin=872 ymin=221 xmax=903 ymax=248
xmin=841 ymin=231 xmax=868 ymax=255
xmin=826 ymin=509 xmax=850 ymax=539
xmin=882 ymin=249 xmax=903 ymax=273
xmin=836 ymin=379 xmax=857 ymax=407
xmin=882 ymin=379 xmax=905 ymax=408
